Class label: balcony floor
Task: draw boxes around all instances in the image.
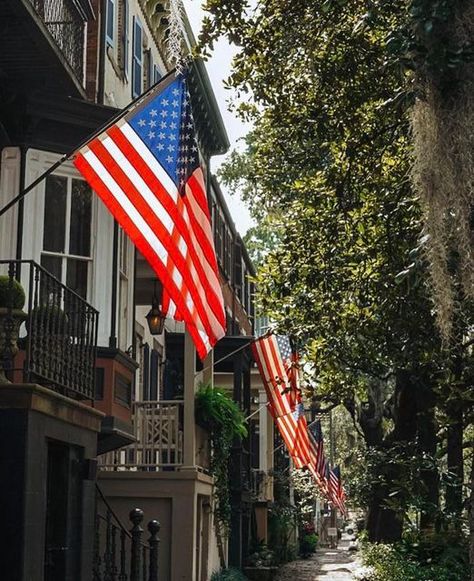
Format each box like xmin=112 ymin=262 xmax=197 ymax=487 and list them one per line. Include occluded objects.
xmin=0 ymin=0 xmax=86 ymax=98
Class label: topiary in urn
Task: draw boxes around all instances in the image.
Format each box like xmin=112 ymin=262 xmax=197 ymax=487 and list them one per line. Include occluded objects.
xmin=0 ymin=275 xmax=27 ymax=383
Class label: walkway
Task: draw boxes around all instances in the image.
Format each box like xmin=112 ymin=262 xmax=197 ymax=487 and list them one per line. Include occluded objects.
xmin=274 ymin=537 xmax=361 ymax=580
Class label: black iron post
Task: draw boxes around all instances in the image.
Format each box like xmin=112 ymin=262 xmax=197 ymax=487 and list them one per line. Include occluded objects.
xmin=129 ymin=508 xmax=144 ymax=581
xmin=147 ymin=520 xmax=160 ymax=581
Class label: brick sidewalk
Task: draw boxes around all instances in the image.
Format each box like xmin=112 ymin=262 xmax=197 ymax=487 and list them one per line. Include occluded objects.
xmin=274 ymin=539 xmax=361 ymax=580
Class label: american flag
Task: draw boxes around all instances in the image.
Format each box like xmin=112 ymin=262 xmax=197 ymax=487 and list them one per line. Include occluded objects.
xmin=306 ymin=419 xmax=331 ymax=495
xmin=252 ymin=334 xmax=312 ymax=469
xmin=74 ymin=72 xmax=225 ymax=359
xmin=329 ymin=465 xmax=346 ymax=514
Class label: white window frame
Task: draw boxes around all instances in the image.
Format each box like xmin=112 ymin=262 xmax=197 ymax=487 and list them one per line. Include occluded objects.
xmin=41 ymin=174 xmax=94 ymax=300
xmin=118 ymin=227 xmax=133 ymax=351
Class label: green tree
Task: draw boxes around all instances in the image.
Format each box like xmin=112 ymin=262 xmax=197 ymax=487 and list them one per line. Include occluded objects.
xmin=199 ymin=0 xmax=473 ymax=548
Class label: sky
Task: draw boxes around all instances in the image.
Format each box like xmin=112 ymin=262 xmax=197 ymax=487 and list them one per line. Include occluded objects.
xmin=182 ymin=0 xmax=254 ymax=235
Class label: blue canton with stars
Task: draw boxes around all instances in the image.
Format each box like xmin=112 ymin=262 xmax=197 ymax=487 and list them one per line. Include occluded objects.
xmin=308 ymin=419 xmax=323 ymax=443
xmin=292 ymin=401 xmax=305 ymax=422
xmin=128 ymin=76 xmax=200 ymax=195
xmin=276 ymin=335 xmax=292 ymax=362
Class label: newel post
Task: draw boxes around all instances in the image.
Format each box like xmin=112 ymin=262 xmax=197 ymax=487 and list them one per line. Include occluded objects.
xmin=129 ymin=508 xmax=144 ymax=581
xmin=147 ymin=520 xmax=160 ymax=581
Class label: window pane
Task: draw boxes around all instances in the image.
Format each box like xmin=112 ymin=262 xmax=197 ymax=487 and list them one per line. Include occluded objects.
xmin=134 ymin=19 xmax=142 ymax=56
xmin=66 ymin=259 xmax=88 ymax=299
xmin=107 ymin=0 xmax=114 ymax=43
xmin=43 ymin=175 xmax=67 ymax=253
xmin=69 ymin=180 xmax=92 ymax=257
xmin=41 ymin=254 xmax=63 ymax=282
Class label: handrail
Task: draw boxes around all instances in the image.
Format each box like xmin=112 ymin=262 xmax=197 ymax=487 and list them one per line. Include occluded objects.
xmin=0 ymin=259 xmax=98 ymax=314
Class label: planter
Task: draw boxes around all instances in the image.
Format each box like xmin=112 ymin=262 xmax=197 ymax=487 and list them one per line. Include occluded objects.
xmin=0 ymin=307 xmax=27 ymax=383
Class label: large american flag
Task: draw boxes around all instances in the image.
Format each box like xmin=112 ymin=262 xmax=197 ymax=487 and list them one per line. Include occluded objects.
xmin=252 ymin=334 xmax=312 ymax=469
xmin=74 ymin=72 xmax=226 ymax=359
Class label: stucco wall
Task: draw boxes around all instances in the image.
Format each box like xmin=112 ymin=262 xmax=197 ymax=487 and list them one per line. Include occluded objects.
xmin=98 ymin=469 xmax=223 ymax=581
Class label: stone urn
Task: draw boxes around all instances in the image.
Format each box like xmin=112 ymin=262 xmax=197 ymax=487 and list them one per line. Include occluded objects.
xmin=0 ymin=274 xmax=27 ymax=384
xmin=0 ymin=307 xmax=27 ymax=383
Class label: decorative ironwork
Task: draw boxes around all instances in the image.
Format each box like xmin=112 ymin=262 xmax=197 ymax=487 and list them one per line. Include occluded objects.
xmin=99 ymin=401 xmax=184 ymax=469
xmin=95 ymin=486 xmax=161 ymax=581
xmin=0 ymin=260 xmax=98 ymax=399
xmin=27 ymin=0 xmax=86 ymax=83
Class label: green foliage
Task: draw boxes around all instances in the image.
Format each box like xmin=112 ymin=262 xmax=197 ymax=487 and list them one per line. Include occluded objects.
xmin=0 ymin=276 xmax=25 ymax=310
xmin=195 ymin=384 xmax=247 ymax=438
xmin=359 ymin=535 xmax=469 ymax=581
xmin=386 ymin=0 xmax=474 ymax=87
xmin=299 ymin=533 xmax=318 ymax=557
xmin=246 ymin=540 xmax=276 ymax=567
xmin=195 ymin=385 xmax=247 ymax=529
xmin=210 ymin=568 xmax=248 ymax=581
xmin=268 ymin=503 xmax=298 ymax=564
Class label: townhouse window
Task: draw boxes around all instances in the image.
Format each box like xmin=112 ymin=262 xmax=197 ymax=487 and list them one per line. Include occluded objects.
xmin=144 ymin=49 xmax=152 ymax=90
xmin=132 ymin=17 xmax=143 ymax=97
xmin=214 ymin=208 xmax=223 ymax=266
xmin=106 ymin=0 xmax=115 ymax=47
xmin=117 ymin=0 xmax=129 ymax=76
xmin=234 ymin=241 xmax=243 ymax=300
xmin=223 ymin=228 xmax=233 ymax=280
xmin=41 ymin=175 xmax=92 ymax=299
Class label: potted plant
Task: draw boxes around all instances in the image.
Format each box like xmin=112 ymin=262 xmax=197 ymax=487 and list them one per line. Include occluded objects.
xmin=0 ymin=275 xmax=27 ymax=383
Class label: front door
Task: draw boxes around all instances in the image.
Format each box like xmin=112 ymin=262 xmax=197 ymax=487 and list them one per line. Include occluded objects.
xmin=44 ymin=441 xmax=83 ymax=581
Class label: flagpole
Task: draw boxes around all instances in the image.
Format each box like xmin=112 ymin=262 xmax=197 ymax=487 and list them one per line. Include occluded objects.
xmin=197 ymin=329 xmax=274 ymax=377
xmin=244 ymin=402 xmax=269 ymax=422
xmin=0 ymin=68 xmax=178 ymax=220
xmin=196 ymin=336 xmax=255 ymax=377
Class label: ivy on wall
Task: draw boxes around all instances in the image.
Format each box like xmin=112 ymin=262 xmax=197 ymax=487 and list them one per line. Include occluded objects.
xmin=195 ymin=384 xmax=247 ymax=530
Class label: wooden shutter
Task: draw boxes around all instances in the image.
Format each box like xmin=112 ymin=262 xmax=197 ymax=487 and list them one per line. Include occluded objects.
xmin=150 ymin=348 xmax=159 ymax=400
xmin=132 ymin=17 xmax=143 ymax=97
xmin=117 ymin=0 xmax=129 ymax=76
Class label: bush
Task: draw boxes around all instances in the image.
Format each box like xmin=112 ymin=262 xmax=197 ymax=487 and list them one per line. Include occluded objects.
xmin=0 ymin=276 xmax=25 ymax=310
xmin=299 ymin=532 xmax=318 ymax=557
xmin=210 ymin=568 xmax=248 ymax=581
xmin=357 ymin=537 xmax=469 ymax=581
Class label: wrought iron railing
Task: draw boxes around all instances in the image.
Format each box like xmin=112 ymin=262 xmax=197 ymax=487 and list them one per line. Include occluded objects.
xmin=95 ymin=485 xmax=160 ymax=581
xmin=0 ymin=260 xmax=98 ymax=399
xmin=99 ymin=401 xmax=184 ymax=469
xmin=27 ymin=0 xmax=86 ymax=83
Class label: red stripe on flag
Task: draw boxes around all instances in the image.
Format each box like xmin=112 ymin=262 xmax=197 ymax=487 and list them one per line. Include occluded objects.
xmin=74 ymin=152 xmax=210 ymax=358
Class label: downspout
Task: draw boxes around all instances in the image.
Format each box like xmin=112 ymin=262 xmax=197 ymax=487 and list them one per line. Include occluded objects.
xmin=99 ymin=0 xmax=119 ymax=348
xmin=15 ymin=146 xmax=26 ymax=275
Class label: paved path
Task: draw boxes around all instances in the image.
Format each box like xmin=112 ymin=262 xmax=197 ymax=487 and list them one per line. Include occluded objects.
xmin=275 ymin=538 xmax=361 ymax=580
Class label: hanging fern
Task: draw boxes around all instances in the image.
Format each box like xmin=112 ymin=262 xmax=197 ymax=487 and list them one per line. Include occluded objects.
xmin=195 ymin=384 xmax=247 ymax=531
